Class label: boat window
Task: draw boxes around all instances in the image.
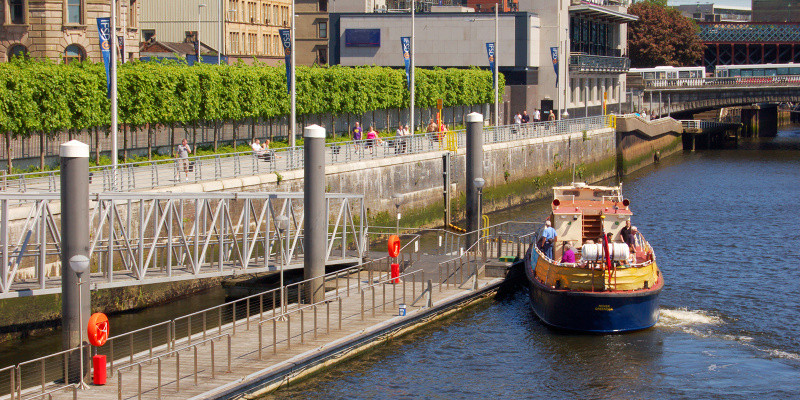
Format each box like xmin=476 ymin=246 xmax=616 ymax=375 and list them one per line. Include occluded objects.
xmin=777 ymin=67 xmax=788 ymax=75
xmin=678 ymin=71 xmax=689 ymax=78
xmin=765 ymin=69 xmax=777 ymax=76
xmin=643 ymin=72 xmax=654 ymax=80
xmin=790 ymin=67 xmax=800 ymax=75
xmin=562 ymin=190 xmax=580 ymax=198
xmin=741 ymin=69 xmax=753 ymax=77
xmin=593 ymin=190 xmax=613 ymax=198
xmin=728 ymin=69 xmax=739 ymax=77
xmin=690 ymin=70 xmax=701 ymax=78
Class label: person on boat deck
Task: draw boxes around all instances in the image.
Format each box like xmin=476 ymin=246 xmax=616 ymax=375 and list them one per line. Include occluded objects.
xmin=560 ymin=242 xmax=575 ymax=264
xmin=620 ymin=220 xmax=635 ymax=248
xmin=541 ymin=220 xmax=557 ymax=260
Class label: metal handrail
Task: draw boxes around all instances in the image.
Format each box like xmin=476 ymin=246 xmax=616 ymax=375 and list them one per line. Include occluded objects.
xmin=0 ymin=116 xmax=614 ymax=193
xmin=116 ymin=334 xmax=232 ymax=400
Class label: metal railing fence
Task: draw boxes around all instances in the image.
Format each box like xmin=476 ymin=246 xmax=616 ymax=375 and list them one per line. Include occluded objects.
xmin=640 ymin=75 xmax=800 ymax=89
xmin=0 ymin=116 xmax=614 ymax=194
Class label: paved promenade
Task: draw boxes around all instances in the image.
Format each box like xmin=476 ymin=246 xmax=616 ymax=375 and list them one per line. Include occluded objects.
xmin=27 ymin=252 xmax=502 ymax=400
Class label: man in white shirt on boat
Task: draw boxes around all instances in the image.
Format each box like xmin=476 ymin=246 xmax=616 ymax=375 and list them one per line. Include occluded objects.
xmin=541 ymin=220 xmax=558 ymax=260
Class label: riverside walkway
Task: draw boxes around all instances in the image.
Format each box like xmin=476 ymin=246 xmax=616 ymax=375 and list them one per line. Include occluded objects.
xmin=0 ymin=117 xmax=611 ymax=194
xmin=3 ymin=227 xmax=532 ymax=400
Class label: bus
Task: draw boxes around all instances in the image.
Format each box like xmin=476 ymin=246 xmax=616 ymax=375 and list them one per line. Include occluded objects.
xmin=628 ymin=66 xmax=706 ymax=87
xmin=714 ymin=63 xmax=800 ymax=78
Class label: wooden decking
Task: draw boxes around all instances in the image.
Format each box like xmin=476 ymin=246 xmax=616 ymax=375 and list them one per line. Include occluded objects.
xmin=29 ymin=257 xmax=503 ymax=400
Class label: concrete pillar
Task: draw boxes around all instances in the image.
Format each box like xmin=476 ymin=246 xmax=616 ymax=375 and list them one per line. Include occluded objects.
xmin=465 ymin=112 xmax=484 ymax=250
xmin=60 ymin=140 xmax=90 ymax=381
xmin=758 ymin=105 xmax=778 ymax=137
xmin=303 ymin=125 xmax=326 ymax=304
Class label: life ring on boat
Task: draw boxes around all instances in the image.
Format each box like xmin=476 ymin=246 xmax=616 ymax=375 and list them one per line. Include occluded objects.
xmin=646 ymin=250 xmax=654 ymax=262
xmin=87 ymin=313 xmax=109 ymax=347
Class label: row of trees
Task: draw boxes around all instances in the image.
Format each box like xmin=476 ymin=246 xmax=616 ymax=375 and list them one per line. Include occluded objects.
xmin=1 ymin=59 xmax=502 ymax=170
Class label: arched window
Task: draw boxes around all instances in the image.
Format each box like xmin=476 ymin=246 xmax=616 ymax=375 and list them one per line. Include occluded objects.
xmin=8 ymin=44 xmax=28 ymax=59
xmin=64 ymin=44 xmax=85 ymax=63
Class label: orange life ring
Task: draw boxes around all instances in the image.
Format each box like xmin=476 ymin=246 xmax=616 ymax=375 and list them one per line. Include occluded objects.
xmin=87 ymin=313 xmax=109 ymax=347
xmin=387 ymin=235 xmax=401 ymax=258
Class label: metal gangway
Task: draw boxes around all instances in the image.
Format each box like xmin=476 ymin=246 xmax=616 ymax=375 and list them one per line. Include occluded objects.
xmin=0 ymin=191 xmax=366 ymax=299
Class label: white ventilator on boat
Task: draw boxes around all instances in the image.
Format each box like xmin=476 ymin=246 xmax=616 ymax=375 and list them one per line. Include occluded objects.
xmin=581 ymin=243 xmax=630 ymax=262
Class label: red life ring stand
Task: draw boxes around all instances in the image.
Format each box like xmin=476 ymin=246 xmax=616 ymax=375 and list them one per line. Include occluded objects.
xmin=387 ymin=235 xmax=401 ymax=258
xmin=87 ymin=313 xmax=109 ymax=347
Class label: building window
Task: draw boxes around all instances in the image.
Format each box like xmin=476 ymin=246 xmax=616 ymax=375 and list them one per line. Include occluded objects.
xmin=274 ymin=34 xmax=281 ymax=55
xmin=64 ymin=44 xmax=85 ymax=63
xmin=129 ymin=0 xmax=138 ymax=27
xmin=229 ymin=0 xmax=238 ymax=21
xmin=319 ymin=0 xmax=327 ymax=12
xmin=263 ymin=4 xmax=269 ymax=24
xmin=249 ymin=33 xmax=257 ymax=54
xmin=317 ymin=47 xmax=327 ymax=64
xmin=8 ymin=44 xmax=28 ymax=59
xmin=8 ymin=0 xmax=26 ymax=24
xmin=229 ymin=32 xmax=239 ymax=53
xmin=317 ymin=21 xmax=327 ymax=39
xmin=142 ymin=29 xmax=155 ymax=42
xmin=66 ymin=0 xmax=83 ymax=24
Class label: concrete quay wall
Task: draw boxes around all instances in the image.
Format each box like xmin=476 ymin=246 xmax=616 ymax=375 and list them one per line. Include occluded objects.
xmin=150 ymin=127 xmax=618 ymax=225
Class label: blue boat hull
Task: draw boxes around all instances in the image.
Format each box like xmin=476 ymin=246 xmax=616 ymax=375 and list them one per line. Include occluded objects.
xmin=527 ymin=278 xmax=662 ymax=333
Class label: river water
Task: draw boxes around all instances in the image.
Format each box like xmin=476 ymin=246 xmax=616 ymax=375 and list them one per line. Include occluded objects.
xmin=264 ymin=126 xmax=800 ymax=399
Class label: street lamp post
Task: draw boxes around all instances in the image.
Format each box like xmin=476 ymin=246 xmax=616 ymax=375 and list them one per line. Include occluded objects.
xmin=275 ymin=215 xmax=289 ymax=317
xmin=494 ymin=4 xmax=499 ymax=127
xmin=290 ymin=0 xmax=296 ymax=151
xmin=68 ymin=255 xmax=90 ymax=390
xmin=110 ymin=0 xmax=118 ymax=189
xmin=410 ymin=0 xmax=415 ymax=133
xmin=392 ymin=193 xmax=403 ymax=236
xmin=198 ymin=4 xmax=207 ymax=63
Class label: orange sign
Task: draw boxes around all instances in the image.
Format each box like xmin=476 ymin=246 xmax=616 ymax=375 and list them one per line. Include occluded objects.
xmin=388 ymin=235 xmax=401 ymax=258
xmin=87 ymin=313 xmax=109 ymax=347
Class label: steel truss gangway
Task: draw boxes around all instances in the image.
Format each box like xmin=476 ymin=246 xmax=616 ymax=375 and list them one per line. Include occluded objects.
xmin=0 ymin=192 xmax=366 ymax=299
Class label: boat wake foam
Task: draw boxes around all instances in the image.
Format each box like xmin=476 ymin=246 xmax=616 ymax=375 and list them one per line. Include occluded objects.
xmin=657 ymin=308 xmax=722 ymax=327
xmin=659 ymin=309 xmax=800 ymax=363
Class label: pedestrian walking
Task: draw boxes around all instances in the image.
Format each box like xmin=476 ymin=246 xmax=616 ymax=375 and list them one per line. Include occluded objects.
xmin=176 ymin=139 xmax=192 ymax=181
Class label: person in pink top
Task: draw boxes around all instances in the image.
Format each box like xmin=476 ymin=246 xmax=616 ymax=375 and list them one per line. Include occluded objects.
xmin=560 ymin=242 xmax=576 ymax=264
xmin=365 ymin=126 xmax=379 ymax=153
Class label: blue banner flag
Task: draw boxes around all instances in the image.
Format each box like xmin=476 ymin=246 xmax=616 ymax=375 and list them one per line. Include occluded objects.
xmin=486 ymin=42 xmax=496 ymax=88
xmin=400 ymin=37 xmax=411 ymax=90
xmin=279 ymin=29 xmax=292 ymax=94
xmin=550 ymin=46 xmax=559 ymax=87
xmin=97 ymin=17 xmax=111 ymax=97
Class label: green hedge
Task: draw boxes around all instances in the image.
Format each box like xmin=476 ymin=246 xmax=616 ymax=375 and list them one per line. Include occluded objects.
xmin=0 ymin=58 xmax=504 ymax=139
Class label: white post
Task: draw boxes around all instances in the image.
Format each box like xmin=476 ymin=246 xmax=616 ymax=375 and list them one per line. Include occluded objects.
xmin=410 ymin=0 xmax=415 ymax=133
xmin=290 ymin=0 xmax=296 ymax=148
xmin=110 ymin=0 xmax=118 ymax=189
xmin=197 ymin=4 xmax=206 ymax=62
xmin=218 ymin=0 xmax=222 ymax=65
xmin=494 ymin=4 xmax=499 ymax=127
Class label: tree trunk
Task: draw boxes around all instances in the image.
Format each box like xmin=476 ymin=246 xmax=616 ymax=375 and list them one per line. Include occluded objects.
xmin=5 ymin=131 xmax=12 ymax=172
xmin=192 ymin=122 xmax=198 ymax=151
xmin=94 ymin=127 xmax=100 ymax=164
xmin=213 ymin=120 xmax=219 ymax=151
xmin=123 ymin=124 xmax=128 ymax=160
xmin=39 ymin=131 xmax=45 ymax=170
xmin=170 ymin=123 xmax=175 ymax=155
xmin=147 ymin=124 xmax=153 ymax=160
